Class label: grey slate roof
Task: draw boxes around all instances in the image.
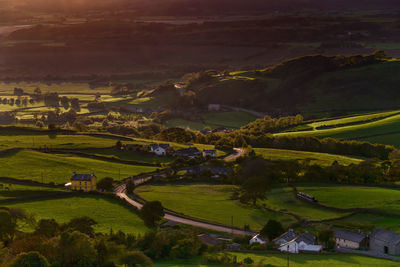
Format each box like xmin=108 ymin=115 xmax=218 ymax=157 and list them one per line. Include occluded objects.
xmin=150 ymin=143 xmax=171 ymax=150
xmin=295 ymin=232 xmax=316 ymax=245
xmin=371 ymin=228 xmax=400 ymax=245
xmin=333 ymin=228 xmax=366 ymax=243
xmin=70 ymin=173 xmax=95 ymax=181
xmin=176 ymin=147 xmax=201 ymax=156
xmin=275 ymin=229 xmax=298 ymax=243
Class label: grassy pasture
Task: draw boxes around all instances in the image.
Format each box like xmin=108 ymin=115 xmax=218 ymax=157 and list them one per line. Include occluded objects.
xmin=0 ymin=182 xmax=66 ymax=200
xmin=3 ymin=195 xmax=150 ymax=234
xmin=254 ymin=148 xmax=362 ymax=166
xmin=136 ymin=184 xmax=297 ymax=230
xmin=308 ymin=110 xmax=400 ymax=129
xmin=80 ymin=148 xmax=174 ymax=164
xmin=154 ymin=252 xmax=399 ymax=267
xmin=0 ymin=82 xmax=111 ymax=94
xmin=261 ymin=187 xmax=348 ymax=221
xmin=0 ymin=149 xmax=157 ymax=184
xmin=298 ymin=184 xmax=400 ymax=215
xmin=165 ymin=111 xmax=258 ymax=130
xmin=331 ymin=213 xmax=400 ymax=233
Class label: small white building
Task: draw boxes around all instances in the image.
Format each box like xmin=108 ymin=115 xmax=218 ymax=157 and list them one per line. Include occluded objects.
xmin=150 ymin=144 xmax=172 ymax=156
xmin=249 ymin=234 xmax=266 ymax=245
xmin=208 ymin=104 xmax=221 ymax=111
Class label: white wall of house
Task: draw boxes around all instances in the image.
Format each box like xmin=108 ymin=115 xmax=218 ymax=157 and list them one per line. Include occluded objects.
xmin=279 ymin=241 xmax=322 ymax=254
xmin=336 ymin=238 xmax=360 ymax=249
xmin=250 ymin=235 xmax=266 ymax=245
xmin=151 ymin=147 xmax=166 ymax=156
xmin=279 ymin=241 xmax=299 ymax=253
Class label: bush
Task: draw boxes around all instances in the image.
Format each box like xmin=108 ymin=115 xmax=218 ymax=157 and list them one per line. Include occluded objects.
xmin=11 ymin=251 xmax=49 ymax=267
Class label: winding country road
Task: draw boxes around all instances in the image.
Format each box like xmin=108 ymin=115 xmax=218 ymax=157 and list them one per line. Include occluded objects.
xmin=115 ymin=148 xmax=254 ymax=236
xmin=224 ymin=148 xmax=245 ymax=162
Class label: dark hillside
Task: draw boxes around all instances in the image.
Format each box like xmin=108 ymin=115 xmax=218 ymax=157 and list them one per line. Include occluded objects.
xmin=187 ymin=53 xmax=400 ymax=117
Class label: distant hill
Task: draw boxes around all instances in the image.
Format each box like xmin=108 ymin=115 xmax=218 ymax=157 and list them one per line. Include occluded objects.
xmin=185 ymin=52 xmax=400 ymax=118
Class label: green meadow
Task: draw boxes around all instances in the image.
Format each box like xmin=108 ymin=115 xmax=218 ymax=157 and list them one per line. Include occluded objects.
xmin=136 ymin=184 xmax=297 ymax=230
xmin=262 ymin=187 xmax=348 ymax=221
xmin=0 ymin=182 xmax=67 ymax=200
xmin=0 ymin=149 xmax=157 ymax=184
xmin=154 ymin=252 xmax=399 ymax=267
xmin=298 ymin=184 xmax=400 ymax=215
xmin=3 ymin=195 xmax=149 ymax=235
xmin=254 ymin=148 xmax=362 ymax=166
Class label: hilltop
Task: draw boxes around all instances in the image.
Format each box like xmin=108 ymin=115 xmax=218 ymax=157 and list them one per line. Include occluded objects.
xmin=179 ymin=52 xmax=400 ymax=118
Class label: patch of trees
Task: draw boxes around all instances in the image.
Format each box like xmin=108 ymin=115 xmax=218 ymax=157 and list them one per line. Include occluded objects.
xmin=241 ymin=114 xmax=304 ymax=134
xmin=0 ymin=208 xmax=206 ymax=266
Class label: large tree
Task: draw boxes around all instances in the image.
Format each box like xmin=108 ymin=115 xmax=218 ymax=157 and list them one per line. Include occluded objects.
xmin=140 ymin=201 xmax=165 ymax=226
xmin=10 ymin=252 xmax=49 ymax=267
xmin=260 ymin=220 xmax=284 ymax=240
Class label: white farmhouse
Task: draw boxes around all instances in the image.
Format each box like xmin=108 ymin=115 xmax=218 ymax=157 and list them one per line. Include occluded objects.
xmin=150 ymin=144 xmax=172 ymax=156
xmin=278 ymin=232 xmax=322 ymax=254
xmin=249 ymin=234 xmax=266 ymax=245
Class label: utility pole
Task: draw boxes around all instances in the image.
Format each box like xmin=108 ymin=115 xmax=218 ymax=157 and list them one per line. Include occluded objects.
xmin=287 ymin=245 xmax=290 ymax=267
xmin=231 ymin=216 xmax=234 ymax=234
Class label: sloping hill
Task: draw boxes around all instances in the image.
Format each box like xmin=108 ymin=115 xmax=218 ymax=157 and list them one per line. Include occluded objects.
xmin=188 ymin=53 xmax=400 ymax=117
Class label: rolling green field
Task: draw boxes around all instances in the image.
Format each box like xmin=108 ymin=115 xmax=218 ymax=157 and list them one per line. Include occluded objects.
xmin=80 ymin=148 xmax=174 ymax=164
xmin=254 ymin=148 xmax=363 ymax=166
xmin=0 ymin=82 xmax=112 ymax=94
xmin=165 ymin=111 xmax=258 ymax=130
xmin=331 ymin=213 xmax=400 ymax=233
xmin=136 ymin=184 xmax=297 ymax=230
xmin=262 ymin=187 xmax=348 ymax=221
xmin=299 ymin=184 xmax=400 ymax=215
xmin=0 ymin=149 xmax=157 ymax=184
xmin=154 ymin=252 xmax=399 ymax=267
xmin=3 ymin=195 xmax=150 ymax=234
xmin=0 ymin=182 xmax=66 ymax=200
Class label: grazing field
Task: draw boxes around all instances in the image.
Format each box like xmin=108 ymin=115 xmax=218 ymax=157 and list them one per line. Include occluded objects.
xmin=3 ymin=195 xmax=150 ymax=234
xmin=165 ymin=111 xmax=258 ymax=130
xmin=261 ymin=187 xmax=348 ymax=221
xmin=254 ymin=148 xmax=363 ymax=166
xmin=154 ymin=252 xmax=399 ymax=267
xmin=0 ymin=182 xmax=66 ymax=200
xmin=81 ymin=148 xmax=174 ymax=164
xmin=330 ymin=213 xmax=400 ymax=233
xmin=136 ymin=184 xmax=297 ymax=230
xmin=0 ymin=149 xmax=157 ymax=184
xmin=298 ymin=184 xmax=400 ymax=215
xmin=0 ymin=82 xmax=112 ymax=94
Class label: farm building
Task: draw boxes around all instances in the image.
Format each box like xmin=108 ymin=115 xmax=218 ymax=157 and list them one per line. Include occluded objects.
xmin=278 ymin=232 xmax=322 ymax=254
xmin=175 ymin=147 xmax=201 ymax=158
xmin=274 ymin=228 xmax=298 ymax=246
xmin=203 ymin=149 xmax=217 ymax=158
xmin=250 ymin=234 xmax=267 ymax=245
xmin=150 ymin=144 xmax=173 ymax=156
xmin=332 ymin=228 xmax=368 ymax=250
xmin=370 ymin=228 xmax=400 ymax=255
xmin=70 ymin=172 xmax=97 ymax=192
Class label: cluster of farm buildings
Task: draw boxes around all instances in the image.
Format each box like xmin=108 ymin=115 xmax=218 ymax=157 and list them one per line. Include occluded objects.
xmin=248 ymin=227 xmax=400 ymax=255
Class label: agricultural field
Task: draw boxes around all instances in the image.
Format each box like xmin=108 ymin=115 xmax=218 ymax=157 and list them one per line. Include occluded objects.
xmin=0 ymin=181 xmax=67 ymax=200
xmin=3 ymin=195 xmax=150 ymax=234
xmin=276 ymin=110 xmax=400 ymax=147
xmin=165 ymin=111 xmax=258 ymax=130
xmin=0 ymin=82 xmax=112 ymax=94
xmin=154 ymin=252 xmax=399 ymax=267
xmin=261 ymin=187 xmax=349 ymax=221
xmin=330 ymin=213 xmax=400 ymax=233
xmin=80 ymin=148 xmax=174 ymax=164
xmin=298 ymin=184 xmax=400 ymax=215
xmin=254 ymin=148 xmax=363 ymax=166
xmin=135 ymin=184 xmax=297 ymax=230
xmin=0 ymin=149 xmax=158 ymax=184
